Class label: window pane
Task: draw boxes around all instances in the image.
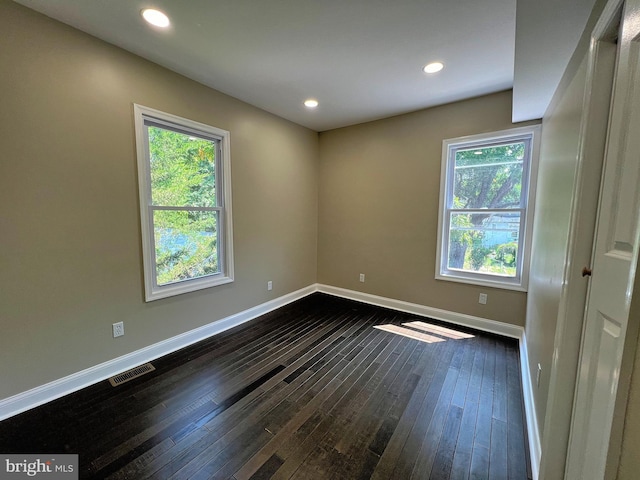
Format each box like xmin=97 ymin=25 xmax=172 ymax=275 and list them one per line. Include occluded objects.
xmin=148 ymin=126 xmax=216 ymax=207
xmin=153 ymin=210 xmax=219 ymax=285
xmin=453 ymin=142 xmax=525 ymax=209
xmin=447 ymin=212 xmax=520 ymax=277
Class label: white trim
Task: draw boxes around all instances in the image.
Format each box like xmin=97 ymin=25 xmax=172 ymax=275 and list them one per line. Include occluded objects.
xmin=317 ymin=284 xmax=523 ymax=338
xmin=0 ymin=285 xmax=315 ymax=421
xmin=564 ymin=0 xmax=640 ymax=476
xmin=133 ymin=104 xmax=235 ymax=302
xmin=435 ymin=273 xmax=528 ymax=292
xmin=436 ymin=125 xmax=541 ymax=292
xmin=537 ymin=2 xmax=622 ymax=478
xmin=519 ymin=329 xmax=542 ymax=480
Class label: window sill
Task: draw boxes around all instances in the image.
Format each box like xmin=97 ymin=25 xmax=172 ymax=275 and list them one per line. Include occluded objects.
xmin=435 ymin=273 xmax=528 ymax=292
xmin=145 ymin=274 xmax=234 ymax=302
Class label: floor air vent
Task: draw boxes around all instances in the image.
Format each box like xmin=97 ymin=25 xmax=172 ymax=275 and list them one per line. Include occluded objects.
xmin=109 ymin=363 xmax=155 ymax=387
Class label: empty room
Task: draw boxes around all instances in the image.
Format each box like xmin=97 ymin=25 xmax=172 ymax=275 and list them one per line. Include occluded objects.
xmin=2 ymin=0 xmax=640 ymax=479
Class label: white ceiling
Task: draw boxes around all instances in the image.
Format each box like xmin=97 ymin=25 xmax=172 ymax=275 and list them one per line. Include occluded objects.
xmin=14 ymin=0 xmax=595 ymax=132
xmin=514 ymin=0 xmax=597 ymax=122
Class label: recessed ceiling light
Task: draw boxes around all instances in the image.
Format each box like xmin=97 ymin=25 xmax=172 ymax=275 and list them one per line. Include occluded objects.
xmin=423 ymin=62 xmax=444 ymax=74
xmin=141 ymin=9 xmax=170 ymax=28
xmin=474 ymin=150 xmax=483 ymax=155
xmin=304 ymin=99 xmax=319 ymax=108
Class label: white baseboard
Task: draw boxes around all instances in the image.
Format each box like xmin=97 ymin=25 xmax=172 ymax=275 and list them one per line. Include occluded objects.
xmin=317 ymin=284 xmax=523 ymax=338
xmin=316 ymin=284 xmax=540 ymax=477
xmin=0 ymin=281 xmax=542 ymax=479
xmin=0 ymin=284 xmax=316 ymax=421
xmin=518 ymin=329 xmax=541 ymax=480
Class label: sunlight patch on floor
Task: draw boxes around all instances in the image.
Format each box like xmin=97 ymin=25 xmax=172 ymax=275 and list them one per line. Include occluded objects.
xmin=402 ymin=321 xmax=475 ymax=340
xmin=374 ymin=324 xmax=445 ymax=344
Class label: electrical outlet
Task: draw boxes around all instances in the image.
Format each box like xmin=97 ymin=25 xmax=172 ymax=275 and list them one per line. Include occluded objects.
xmin=359 ymin=273 xmax=365 ymax=282
xmin=479 ymin=293 xmax=488 ymax=305
xmin=267 ymin=280 xmax=273 ymax=291
xmin=113 ymin=321 xmax=124 ymax=338
xmin=536 ymin=363 xmax=542 ymax=387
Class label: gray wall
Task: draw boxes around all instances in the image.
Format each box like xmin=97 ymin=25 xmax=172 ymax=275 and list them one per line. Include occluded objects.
xmin=0 ymin=1 xmax=319 ymax=399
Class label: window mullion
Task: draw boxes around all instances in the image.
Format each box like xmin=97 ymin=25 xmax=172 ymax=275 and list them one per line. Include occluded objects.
xmin=448 ymin=207 xmax=525 ymax=214
xmin=149 ymin=205 xmax=221 ymax=212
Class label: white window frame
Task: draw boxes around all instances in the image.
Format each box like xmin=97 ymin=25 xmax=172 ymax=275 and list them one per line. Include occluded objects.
xmin=435 ymin=125 xmax=540 ymax=291
xmin=134 ymin=104 xmax=234 ymax=301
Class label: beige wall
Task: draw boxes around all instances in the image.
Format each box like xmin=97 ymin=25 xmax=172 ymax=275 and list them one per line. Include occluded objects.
xmin=5 ymin=0 xmax=639 ymax=475
xmin=0 ymin=1 xmax=318 ymax=399
xmin=525 ymin=57 xmax=588 ymax=439
xmin=317 ymin=91 xmax=536 ymax=326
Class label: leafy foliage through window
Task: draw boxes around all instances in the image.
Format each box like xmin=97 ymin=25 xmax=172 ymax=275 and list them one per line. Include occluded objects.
xmin=437 ymin=127 xmax=538 ymax=290
xmin=135 ymin=105 xmax=234 ymax=301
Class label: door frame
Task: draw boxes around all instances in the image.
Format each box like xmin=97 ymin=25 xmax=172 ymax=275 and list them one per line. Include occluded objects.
xmin=565 ymin=0 xmax=640 ymax=472
xmin=538 ymin=0 xmax=631 ymax=478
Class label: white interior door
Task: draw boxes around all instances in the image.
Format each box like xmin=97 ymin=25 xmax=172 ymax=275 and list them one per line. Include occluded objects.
xmin=565 ymin=0 xmax=640 ymax=477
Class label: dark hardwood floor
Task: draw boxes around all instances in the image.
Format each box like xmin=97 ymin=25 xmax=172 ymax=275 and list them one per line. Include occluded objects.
xmin=0 ymin=293 xmax=531 ymax=479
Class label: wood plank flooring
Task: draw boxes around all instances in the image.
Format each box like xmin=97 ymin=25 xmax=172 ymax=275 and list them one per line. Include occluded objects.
xmin=0 ymin=293 xmax=531 ymax=479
